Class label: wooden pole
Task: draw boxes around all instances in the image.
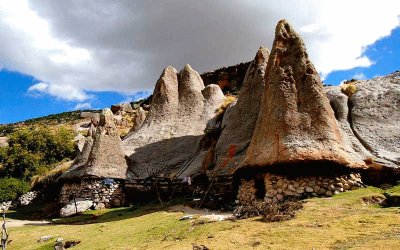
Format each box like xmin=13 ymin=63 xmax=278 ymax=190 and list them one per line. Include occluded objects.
xmin=1 ymin=209 xmax=8 ymax=250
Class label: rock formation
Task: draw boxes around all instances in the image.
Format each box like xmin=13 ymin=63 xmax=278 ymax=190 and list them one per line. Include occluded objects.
xmin=111 ymin=103 xmax=134 ymax=114
xmin=122 ymin=65 xmax=225 ymax=181
xmin=61 ymin=108 xmax=128 ymax=180
xmin=242 ymin=20 xmax=365 ymax=171
xmin=348 ymin=73 xmax=400 ymax=169
xmin=0 ymin=137 xmax=8 ymax=148
xmin=212 ymin=47 xmax=270 ymax=176
xmin=59 ymin=20 xmax=399 ymax=209
xmin=201 ymin=61 xmax=251 ymax=92
xmin=325 ymin=87 xmax=373 ymax=164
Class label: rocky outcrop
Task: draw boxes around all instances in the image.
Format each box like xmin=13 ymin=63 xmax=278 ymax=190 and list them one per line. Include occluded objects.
xmin=61 ymin=108 xmax=128 ymax=180
xmin=111 ymin=103 xmax=134 ymax=114
xmin=212 ymin=47 xmax=269 ymax=176
xmin=131 ymin=107 xmax=146 ymax=132
xmin=122 ymin=65 xmax=225 ymax=181
xmin=0 ymin=137 xmax=8 ymax=148
xmin=201 ymin=62 xmax=251 ymax=93
xmin=242 ymin=20 xmax=364 ymax=171
xmin=325 ymin=87 xmax=373 ymax=164
xmin=179 ymin=64 xmax=206 ymax=118
xmin=349 ymin=73 xmax=400 ymax=168
xmin=145 ymin=66 xmax=179 ymax=123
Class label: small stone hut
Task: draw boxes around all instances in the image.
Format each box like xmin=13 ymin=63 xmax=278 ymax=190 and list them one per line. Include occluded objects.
xmin=59 ymin=109 xmax=128 ymax=208
xmin=235 ymin=20 xmax=367 ymax=205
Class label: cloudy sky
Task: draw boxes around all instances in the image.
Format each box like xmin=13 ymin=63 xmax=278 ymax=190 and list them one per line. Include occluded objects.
xmin=0 ymin=0 xmax=399 ymax=123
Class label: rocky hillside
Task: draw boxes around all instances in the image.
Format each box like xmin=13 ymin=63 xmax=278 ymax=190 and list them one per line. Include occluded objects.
xmin=0 ymin=20 xmax=399 ymax=223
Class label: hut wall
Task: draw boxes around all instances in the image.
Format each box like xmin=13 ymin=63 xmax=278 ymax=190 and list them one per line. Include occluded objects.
xmin=59 ymin=179 xmax=125 ymax=208
xmin=237 ymin=173 xmax=363 ymax=205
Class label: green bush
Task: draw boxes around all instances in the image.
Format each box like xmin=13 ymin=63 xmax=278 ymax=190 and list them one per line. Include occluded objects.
xmin=0 ymin=126 xmax=76 ymax=180
xmin=0 ymin=178 xmax=30 ymax=202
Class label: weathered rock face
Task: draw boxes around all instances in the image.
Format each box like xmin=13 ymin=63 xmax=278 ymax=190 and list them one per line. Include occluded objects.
xmin=179 ymin=64 xmax=205 ymax=118
xmin=212 ymin=47 xmax=269 ymax=176
xmin=349 ymin=73 xmax=400 ymax=168
xmin=145 ymin=66 xmax=179 ymax=124
xmin=325 ymin=87 xmax=373 ymax=164
xmin=131 ymin=107 xmax=146 ymax=132
xmin=122 ymin=65 xmax=224 ymax=180
xmin=242 ymin=20 xmax=363 ymax=170
xmin=61 ymin=108 xmax=128 ymax=180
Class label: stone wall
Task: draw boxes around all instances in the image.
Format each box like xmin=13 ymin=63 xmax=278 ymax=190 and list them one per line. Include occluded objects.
xmin=19 ymin=191 xmax=39 ymax=206
xmin=59 ymin=180 xmax=125 ymax=208
xmin=237 ymin=173 xmax=363 ymax=205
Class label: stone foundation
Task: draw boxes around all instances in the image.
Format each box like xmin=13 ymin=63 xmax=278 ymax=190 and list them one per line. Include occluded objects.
xmin=237 ymin=173 xmax=363 ymax=205
xmin=60 ymin=180 xmax=125 ymax=208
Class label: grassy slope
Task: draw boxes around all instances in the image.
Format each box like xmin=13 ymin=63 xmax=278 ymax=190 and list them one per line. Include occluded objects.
xmin=9 ymin=186 xmax=400 ymax=250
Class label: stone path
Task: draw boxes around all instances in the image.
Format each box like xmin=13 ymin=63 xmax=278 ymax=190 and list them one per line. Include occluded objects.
xmin=6 ymin=219 xmax=50 ymax=228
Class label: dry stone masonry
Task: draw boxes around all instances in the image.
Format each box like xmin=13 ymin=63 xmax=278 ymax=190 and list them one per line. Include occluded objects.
xmin=18 ymin=191 xmax=39 ymax=206
xmin=237 ymin=173 xmax=363 ymax=205
xmin=59 ymin=180 xmax=124 ymax=208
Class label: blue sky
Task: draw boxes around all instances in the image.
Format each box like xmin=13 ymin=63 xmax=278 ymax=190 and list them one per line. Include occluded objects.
xmin=325 ymin=26 xmax=400 ymax=85
xmin=0 ymin=1 xmax=399 ymax=124
xmin=0 ymin=71 xmax=151 ymax=123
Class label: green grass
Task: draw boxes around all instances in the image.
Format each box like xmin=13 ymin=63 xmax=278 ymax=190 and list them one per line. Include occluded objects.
xmin=8 ymin=186 xmax=400 ymax=250
xmin=385 ymin=185 xmax=400 ymax=196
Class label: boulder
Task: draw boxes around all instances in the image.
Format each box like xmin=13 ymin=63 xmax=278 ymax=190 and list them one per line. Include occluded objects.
xmin=349 ymin=72 xmax=400 ymax=168
xmin=74 ymin=133 xmax=86 ymax=152
xmin=212 ymin=47 xmax=269 ymax=175
xmin=0 ymin=137 xmax=8 ymax=148
xmin=111 ymin=103 xmax=134 ymax=114
xmin=80 ymin=111 xmax=95 ymax=119
xmin=131 ymin=107 xmax=146 ymax=132
xmin=242 ymin=20 xmax=364 ymax=170
xmin=60 ymin=198 xmax=93 ymax=217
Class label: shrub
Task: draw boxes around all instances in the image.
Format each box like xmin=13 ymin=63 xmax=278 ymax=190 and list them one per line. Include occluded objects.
xmin=216 ymin=95 xmax=236 ymax=115
xmin=0 ymin=177 xmax=30 ymax=202
xmin=0 ymin=125 xmax=76 ymax=180
xmin=341 ymin=83 xmax=357 ymax=97
xmin=233 ymin=200 xmax=304 ymax=222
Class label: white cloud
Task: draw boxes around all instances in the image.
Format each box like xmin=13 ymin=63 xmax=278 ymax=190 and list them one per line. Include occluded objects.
xmin=352 ymin=73 xmax=367 ymax=80
xmin=74 ymin=102 xmax=92 ymax=110
xmin=0 ymin=0 xmax=399 ymax=101
xmin=28 ymin=82 xmax=91 ymax=101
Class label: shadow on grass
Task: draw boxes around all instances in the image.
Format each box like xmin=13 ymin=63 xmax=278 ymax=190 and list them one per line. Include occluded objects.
xmin=51 ymin=200 xmax=186 ymax=225
xmin=6 ymin=200 xmax=59 ymax=221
